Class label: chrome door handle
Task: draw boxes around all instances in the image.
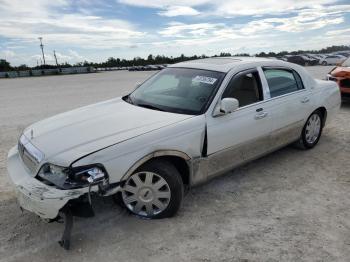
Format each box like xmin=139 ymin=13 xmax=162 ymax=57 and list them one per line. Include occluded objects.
xmin=301 ymin=97 xmax=310 ymax=103
xmin=255 ymin=112 xmax=268 ymax=120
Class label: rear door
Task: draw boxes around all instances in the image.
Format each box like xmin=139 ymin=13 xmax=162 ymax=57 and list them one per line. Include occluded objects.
xmin=261 ymin=67 xmax=311 ymax=148
xmin=206 ymin=68 xmax=274 ymax=177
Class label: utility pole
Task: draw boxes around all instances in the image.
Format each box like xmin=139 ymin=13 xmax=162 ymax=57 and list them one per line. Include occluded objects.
xmin=53 ymin=50 xmax=59 ymax=67
xmin=38 ymin=37 xmax=46 ymax=65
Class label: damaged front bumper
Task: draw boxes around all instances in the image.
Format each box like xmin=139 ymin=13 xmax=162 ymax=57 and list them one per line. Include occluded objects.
xmin=7 ymin=146 xmax=89 ymax=219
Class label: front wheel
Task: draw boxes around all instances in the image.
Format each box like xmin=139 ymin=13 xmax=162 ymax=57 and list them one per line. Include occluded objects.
xmin=296 ymin=111 xmax=323 ymax=149
xmin=121 ymin=160 xmax=184 ymax=219
xmin=322 ymin=61 xmax=327 ymax=66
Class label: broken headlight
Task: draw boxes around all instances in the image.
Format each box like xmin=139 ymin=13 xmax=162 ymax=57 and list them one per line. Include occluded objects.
xmin=37 ymin=163 xmax=107 ymax=189
xmin=37 ymin=164 xmax=69 ymax=188
xmin=73 ymin=166 xmax=107 ymax=184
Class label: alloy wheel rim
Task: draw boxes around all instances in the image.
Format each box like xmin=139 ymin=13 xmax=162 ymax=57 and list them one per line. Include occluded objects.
xmin=305 ymin=114 xmax=321 ymax=144
xmin=122 ymin=172 xmax=171 ymax=217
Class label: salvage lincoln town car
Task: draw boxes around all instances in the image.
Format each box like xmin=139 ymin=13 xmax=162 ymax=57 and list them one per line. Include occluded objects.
xmin=7 ymin=57 xmax=340 ymax=248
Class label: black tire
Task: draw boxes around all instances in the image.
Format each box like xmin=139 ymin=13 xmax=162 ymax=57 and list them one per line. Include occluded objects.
xmin=322 ymin=61 xmax=327 ymax=66
xmin=295 ymin=110 xmax=323 ymax=149
xmin=120 ymin=160 xmax=184 ymax=219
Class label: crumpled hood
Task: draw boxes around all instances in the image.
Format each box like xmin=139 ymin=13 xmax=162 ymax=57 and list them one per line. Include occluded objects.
xmin=23 ymin=98 xmax=193 ymax=164
xmin=330 ymin=66 xmax=350 ymax=78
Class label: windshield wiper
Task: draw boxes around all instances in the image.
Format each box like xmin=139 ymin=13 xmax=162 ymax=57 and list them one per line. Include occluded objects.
xmin=136 ymin=103 xmax=165 ymax=112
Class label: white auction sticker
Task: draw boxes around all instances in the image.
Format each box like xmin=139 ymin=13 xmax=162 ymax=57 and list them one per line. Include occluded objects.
xmin=192 ymin=76 xmax=217 ymax=85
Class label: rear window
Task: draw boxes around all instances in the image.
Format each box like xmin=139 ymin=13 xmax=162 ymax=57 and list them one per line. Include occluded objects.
xmin=263 ymin=68 xmax=304 ymax=98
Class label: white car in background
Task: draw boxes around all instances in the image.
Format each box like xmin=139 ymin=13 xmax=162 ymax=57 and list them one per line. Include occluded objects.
xmin=311 ymin=54 xmax=327 ymax=60
xmin=7 ymin=57 xmax=341 ymax=247
xmin=320 ymin=55 xmax=347 ymax=65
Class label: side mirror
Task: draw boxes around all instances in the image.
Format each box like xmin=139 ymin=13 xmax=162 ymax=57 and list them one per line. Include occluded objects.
xmin=221 ymin=98 xmax=239 ymax=114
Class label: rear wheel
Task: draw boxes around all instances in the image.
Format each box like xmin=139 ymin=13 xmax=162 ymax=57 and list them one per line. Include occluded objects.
xmin=296 ymin=111 xmax=323 ymax=149
xmin=121 ymin=160 xmax=183 ymax=219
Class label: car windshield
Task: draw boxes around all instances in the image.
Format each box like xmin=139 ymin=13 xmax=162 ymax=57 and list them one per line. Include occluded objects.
xmin=127 ymin=67 xmax=225 ymax=115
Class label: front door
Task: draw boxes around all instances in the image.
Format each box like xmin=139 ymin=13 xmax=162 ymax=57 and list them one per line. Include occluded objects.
xmin=206 ymin=68 xmax=273 ymax=178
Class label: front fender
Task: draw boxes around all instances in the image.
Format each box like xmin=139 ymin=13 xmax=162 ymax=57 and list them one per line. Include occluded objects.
xmin=71 ymin=115 xmax=206 ymax=184
xmin=120 ymin=150 xmax=191 ymax=182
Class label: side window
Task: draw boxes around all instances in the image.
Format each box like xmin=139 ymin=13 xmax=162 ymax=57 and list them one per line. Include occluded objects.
xmin=222 ymin=70 xmax=263 ymax=107
xmin=263 ymin=68 xmax=304 ymax=98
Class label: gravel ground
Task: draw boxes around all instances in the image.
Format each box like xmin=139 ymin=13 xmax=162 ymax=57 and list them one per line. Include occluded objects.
xmin=0 ymin=66 xmax=349 ymax=262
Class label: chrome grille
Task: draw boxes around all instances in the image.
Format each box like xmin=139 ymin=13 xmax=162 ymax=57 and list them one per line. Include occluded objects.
xmin=18 ymin=135 xmax=43 ymax=174
xmin=21 ymin=147 xmax=38 ymax=173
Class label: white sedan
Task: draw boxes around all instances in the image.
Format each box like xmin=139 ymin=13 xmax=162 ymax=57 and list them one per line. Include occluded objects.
xmin=320 ymin=55 xmax=347 ymax=65
xmin=8 ymin=57 xmax=340 ymax=223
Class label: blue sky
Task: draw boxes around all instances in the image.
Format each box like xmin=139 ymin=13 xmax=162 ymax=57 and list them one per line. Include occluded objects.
xmin=0 ymin=0 xmax=349 ymax=66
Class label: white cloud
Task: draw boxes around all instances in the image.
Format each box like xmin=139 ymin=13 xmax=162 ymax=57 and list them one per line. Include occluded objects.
xmin=0 ymin=50 xmax=16 ymax=59
xmin=159 ymin=22 xmax=224 ymax=37
xmin=117 ymin=0 xmax=208 ymax=9
xmin=31 ymin=54 xmax=53 ymax=63
xmin=30 ymin=50 xmax=86 ymax=65
xmin=215 ymin=0 xmax=338 ymax=16
xmin=0 ymin=0 xmax=69 ymax=17
xmin=241 ymin=6 xmax=348 ymax=33
xmin=326 ymin=28 xmax=350 ymax=36
xmin=54 ymin=52 xmax=73 ymax=61
xmin=237 ymin=15 xmax=344 ymax=34
xmin=1 ymin=0 xmax=350 ymax=65
xmin=0 ymin=0 xmax=146 ymax=49
xmin=118 ymin=0 xmax=205 ymax=17
xmin=158 ymin=4 xmax=349 ymax=40
xmin=118 ymin=0 xmax=342 ymax=17
xmin=68 ymin=50 xmax=85 ymax=61
xmin=153 ymin=4 xmax=349 ymax=56
xmin=158 ymin=6 xmax=200 ymax=17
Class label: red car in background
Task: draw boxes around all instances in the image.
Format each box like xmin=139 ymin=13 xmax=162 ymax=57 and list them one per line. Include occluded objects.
xmin=328 ymin=57 xmax=350 ymax=98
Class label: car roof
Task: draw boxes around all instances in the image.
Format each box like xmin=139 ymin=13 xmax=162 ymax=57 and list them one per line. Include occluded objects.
xmin=169 ymin=57 xmax=293 ymax=73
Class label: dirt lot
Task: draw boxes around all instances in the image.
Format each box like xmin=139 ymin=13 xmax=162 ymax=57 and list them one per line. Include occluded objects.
xmin=0 ymin=66 xmax=349 ymax=262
